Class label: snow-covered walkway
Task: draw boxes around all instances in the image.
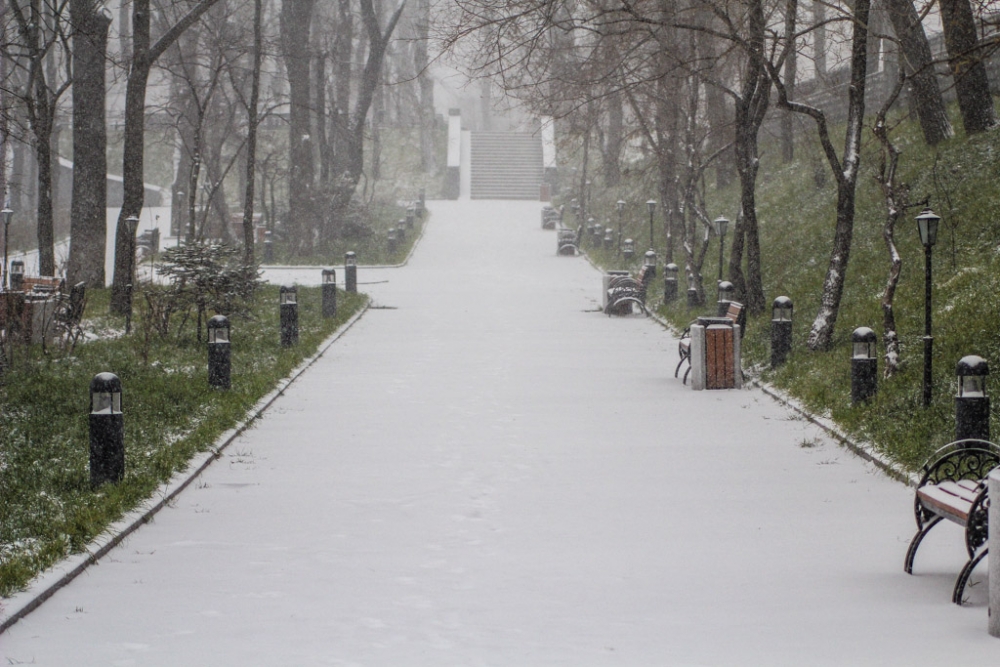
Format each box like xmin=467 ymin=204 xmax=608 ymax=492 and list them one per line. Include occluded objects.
xmin=2 ymin=200 xmax=997 ymax=664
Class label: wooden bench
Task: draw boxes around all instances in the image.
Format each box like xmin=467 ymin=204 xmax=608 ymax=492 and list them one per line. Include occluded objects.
xmin=604 ymin=265 xmax=655 ymax=316
xmin=557 ymin=227 xmax=580 ymax=255
xmin=21 ymin=276 xmax=64 ymax=294
xmin=904 ymin=438 xmax=1000 ymax=604
xmin=675 ymin=301 xmax=744 ymax=384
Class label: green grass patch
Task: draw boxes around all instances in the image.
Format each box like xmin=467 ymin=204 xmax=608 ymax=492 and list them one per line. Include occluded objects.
xmin=0 ymin=285 xmax=366 ymax=597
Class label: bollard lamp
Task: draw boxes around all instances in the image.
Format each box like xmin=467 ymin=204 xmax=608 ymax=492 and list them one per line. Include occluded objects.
xmin=643 ymin=250 xmax=657 ymax=269
xmin=852 ymin=327 xmax=877 ymax=359
xmin=772 ymin=296 xmax=793 ymax=321
xmin=623 ymin=238 xmax=635 ymax=260
xmin=10 ymin=259 xmax=24 ymax=291
xmin=89 ymin=372 xmax=124 ymax=486
xmin=718 ymin=280 xmax=735 ymax=302
xmin=321 ymin=268 xmax=337 ymax=318
xmin=957 ymin=355 xmax=989 ymax=397
xmin=956 ymin=355 xmax=990 ymax=441
xmin=851 ymin=327 xmax=878 ymax=403
xmin=207 ymin=314 xmax=230 ymax=343
xmin=207 ymin=315 xmax=231 ymax=389
xmin=345 ymin=251 xmax=357 ymax=267
xmin=280 ymin=284 xmax=297 ymax=305
xmin=91 ymin=372 xmax=123 ymax=413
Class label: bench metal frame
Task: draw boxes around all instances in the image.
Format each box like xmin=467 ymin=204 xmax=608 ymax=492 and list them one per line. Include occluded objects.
xmin=904 ymin=438 xmax=1000 ymax=604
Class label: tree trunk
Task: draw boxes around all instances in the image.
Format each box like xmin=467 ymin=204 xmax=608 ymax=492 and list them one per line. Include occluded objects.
xmin=415 ymin=0 xmax=434 ymax=173
xmin=883 ymin=0 xmax=953 ymax=145
xmin=111 ymin=0 xmax=224 ymax=313
xmin=68 ymin=0 xmax=111 ymax=287
xmin=939 ymin=0 xmax=997 ymax=134
xmin=781 ymin=1 xmax=797 ymax=163
xmin=728 ymin=0 xmax=769 ymax=315
xmin=807 ymin=0 xmax=871 ymax=350
xmin=242 ymin=0 xmax=262 ymax=265
xmin=280 ymin=0 xmax=317 ymax=253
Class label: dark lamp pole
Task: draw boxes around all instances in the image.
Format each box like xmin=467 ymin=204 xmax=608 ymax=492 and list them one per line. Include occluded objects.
xmin=2 ymin=207 xmax=11 ymax=289
xmin=916 ymin=207 xmax=940 ymax=407
xmin=616 ymin=200 xmax=625 ymax=256
xmin=646 ymin=200 xmax=656 ymax=248
xmin=714 ymin=216 xmax=729 ymax=289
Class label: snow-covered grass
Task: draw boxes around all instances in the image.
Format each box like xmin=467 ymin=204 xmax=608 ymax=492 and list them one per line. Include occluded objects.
xmin=0 ymin=285 xmax=367 ymax=597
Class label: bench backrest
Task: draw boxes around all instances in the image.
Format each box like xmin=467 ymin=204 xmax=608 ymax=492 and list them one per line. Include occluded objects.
xmin=22 ymin=276 xmax=64 ymax=294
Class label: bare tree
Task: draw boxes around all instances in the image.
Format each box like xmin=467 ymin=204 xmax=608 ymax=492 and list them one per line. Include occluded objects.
xmin=938 ymin=0 xmax=997 ymax=134
xmin=110 ymin=0 xmax=226 ymax=314
xmin=6 ymin=0 xmax=72 ymax=277
xmin=67 ymin=0 xmax=112 ymax=286
xmin=771 ymin=0 xmax=873 ymax=350
xmin=883 ymin=0 xmax=953 ymax=145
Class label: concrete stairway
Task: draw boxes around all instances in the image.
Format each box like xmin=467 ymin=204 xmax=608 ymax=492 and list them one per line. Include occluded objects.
xmin=470 ymin=132 xmax=543 ymax=199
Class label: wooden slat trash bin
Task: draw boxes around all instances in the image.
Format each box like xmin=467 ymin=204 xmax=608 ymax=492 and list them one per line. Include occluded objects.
xmin=688 ymin=316 xmax=742 ymax=391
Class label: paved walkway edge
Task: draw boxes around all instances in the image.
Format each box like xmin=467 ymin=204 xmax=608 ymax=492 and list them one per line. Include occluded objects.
xmin=0 ymin=302 xmax=372 ymax=635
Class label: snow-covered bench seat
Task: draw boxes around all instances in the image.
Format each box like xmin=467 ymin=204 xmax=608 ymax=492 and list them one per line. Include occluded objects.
xmin=904 ymin=438 xmax=1000 ymax=605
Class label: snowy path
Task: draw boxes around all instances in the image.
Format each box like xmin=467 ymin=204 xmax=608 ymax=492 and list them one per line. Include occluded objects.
xmin=2 ymin=200 xmax=997 ymax=664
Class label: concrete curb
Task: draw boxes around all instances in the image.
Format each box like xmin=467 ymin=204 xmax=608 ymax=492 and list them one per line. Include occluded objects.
xmin=0 ymin=302 xmax=372 ymax=635
xmin=578 ymin=244 xmax=917 ymax=488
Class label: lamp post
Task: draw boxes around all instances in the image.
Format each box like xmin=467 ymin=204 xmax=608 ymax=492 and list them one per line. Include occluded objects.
xmin=916 ymin=207 xmax=940 ymax=407
xmin=616 ymin=200 xmax=625 ymax=256
xmin=124 ymin=215 xmax=140 ymax=333
xmin=207 ymin=315 xmax=231 ymax=389
xmin=646 ymin=199 xmax=656 ymax=248
xmin=713 ymin=215 xmax=729 ymax=291
xmin=2 ymin=207 xmax=11 ymax=289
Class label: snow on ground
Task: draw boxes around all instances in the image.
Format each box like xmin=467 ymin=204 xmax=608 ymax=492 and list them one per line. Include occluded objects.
xmin=1 ymin=200 xmax=997 ymax=665
xmin=8 ymin=207 xmax=171 ymax=284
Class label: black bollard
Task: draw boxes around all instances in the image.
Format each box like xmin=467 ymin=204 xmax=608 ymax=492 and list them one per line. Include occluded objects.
xmin=956 ymin=355 xmax=990 ymax=441
xmin=663 ymin=263 xmax=679 ymax=303
xmin=89 ymin=372 xmax=124 ymax=487
xmin=851 ymin=327 xmax=878 ymax=403
xmin=388 ymin=228 xmax=398 ymax=254
xmin=322 ymin=269 xmax=337 ymax=319
xmin=207 ymin=315 xmax=231 ymax=389
xmin=263 ymin=230 xmax=274 ymax=263
xmin=345 ymin=252 xmax=358 ymax=293
xmin=623 ymin=238 xmax=635 ymax=261
xmin=770 ymin=296 xmax=793 ymax=368
xmin=716 ymin=280 xmax=735 ymax=316
xmin=280 ymin=285 xmax=298 ymax=347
